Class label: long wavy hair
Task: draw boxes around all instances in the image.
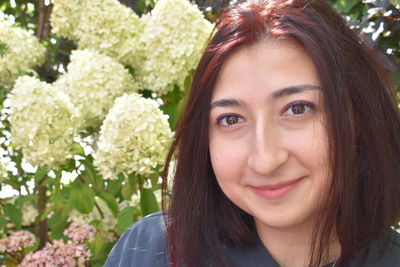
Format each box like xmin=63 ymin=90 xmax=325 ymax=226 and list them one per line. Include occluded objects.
xmin=162 ymin=0 xmax=400 ymax=266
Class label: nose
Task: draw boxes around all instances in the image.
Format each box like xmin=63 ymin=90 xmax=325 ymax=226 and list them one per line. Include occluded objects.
xmin=247 ymin=124 xmax=289 ymax=176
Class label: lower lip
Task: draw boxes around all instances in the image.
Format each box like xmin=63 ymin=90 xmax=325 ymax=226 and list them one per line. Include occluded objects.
xmin=251 ymin=178 xmax=304 ymax=200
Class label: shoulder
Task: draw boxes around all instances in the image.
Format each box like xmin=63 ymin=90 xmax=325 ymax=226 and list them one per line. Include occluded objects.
xmin=351 ymin=229 xmax=400 ymax=266
xmin=104 ymin=212 xmax=169 ymax=267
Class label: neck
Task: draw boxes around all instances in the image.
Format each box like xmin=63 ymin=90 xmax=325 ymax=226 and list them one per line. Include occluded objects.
xmin=255 ymin=220 xmax=340 ymax=267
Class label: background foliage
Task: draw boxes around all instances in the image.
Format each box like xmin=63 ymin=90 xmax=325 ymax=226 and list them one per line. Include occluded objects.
xmin=0 ymin=0 xmax=398 ymax=266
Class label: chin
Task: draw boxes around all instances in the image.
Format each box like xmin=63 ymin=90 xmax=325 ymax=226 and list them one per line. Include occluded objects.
xmin=252 ymin=210 xmax=316 ymax=231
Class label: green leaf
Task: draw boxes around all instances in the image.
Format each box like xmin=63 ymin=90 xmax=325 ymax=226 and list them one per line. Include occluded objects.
xmin=71 ymin=142 xmax=84 ymax=155
xmin=81 ymin=156 xmax=104 ymax=192
xmin=69 ymin=181 xmax=95 ymax=213
xmin=140 ymin=188 xmax=159 ymax=216
xmin=116 ymin=206 xmax=135 ymax=234
xmin=34 ymin=165 xmax=48 ymax=182
xmin=149 ymin=0 xmax=156 ymax=8
xmin=3 ymin=179 xmax=20 ymax=190
xmin=184 ymin=71 xmax=194 ymax=91
xmin=128 ymin=172 xmax=137 ymax=195
xmin=148 ymin=172 xmax=161 ymax=187
xmin=161 ymin=103 xmax=178 ymax=129
xmin=334 ymin=0 xmax=360 ymax=14
xmin=48 ymin=212 xmax=68 ymax=240
xmin=137 ymin=0 xmax=146 ymax=14
xmin=80 ymin=173 xmax=94 ymax=186
xmin=4 ymin=204 xmax=22 ymax=229
xmin=107 ymin=179 xmax=122 ymax=196
xmin=88 ymin=233 xmax=114 ymax=265
xmin=99 ymin=192 xmax=119 ymax=216
xmin=47 ymin=212 xmax=61 ymax=228
xmin=15 ymin=194 xmax=35 ymax=207
xmin=49 ymin=190 xmax=65 ymax=210
xmin=160 ymin=84 xmax=185 ymax=128
xmin=0 ymin=217 xmax=8 ymax=228
xmin=0 ymin=42 xmax=8 ymax=57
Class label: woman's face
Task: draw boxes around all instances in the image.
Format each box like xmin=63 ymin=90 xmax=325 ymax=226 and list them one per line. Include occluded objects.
xmin=209 ymin=40 xmax=330 ymax=232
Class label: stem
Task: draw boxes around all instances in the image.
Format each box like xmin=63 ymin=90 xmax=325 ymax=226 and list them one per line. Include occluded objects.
xmin=35 ymin=0 xmax=54 ymax=81
xmin=37 ymin=175 xmax=48 ymax=250
xmin=21 ymin=2 xmax=28 ymax=27
xmin=94 ymin=201 xmax=104 ymax=219
xmin=24 ymin=184 xmax=31 ymax=195
xmin=6 ymin=247 xmax=26 ymax=263
xmin=36 ymin=0 xmax=46 ymax=40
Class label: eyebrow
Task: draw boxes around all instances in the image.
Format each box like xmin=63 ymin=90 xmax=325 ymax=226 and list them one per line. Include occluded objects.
xmin=210 ymin=84 xmax=320 ymax=110
xmin=271 ymin=84 xmax=320 ymax=98
xmin=210 ymin=98 xmax=245 ymax=109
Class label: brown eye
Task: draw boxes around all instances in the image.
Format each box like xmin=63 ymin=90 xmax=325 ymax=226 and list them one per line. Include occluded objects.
xmin=226 ymin=116 xmax=239 ymax=125
xmin=218 ymin=115 xmax=244 ymax=127
xmin=283 ymin=102 xmax=313 ymax=116
xmin=291 ymin=104 xmax=306 ymax=114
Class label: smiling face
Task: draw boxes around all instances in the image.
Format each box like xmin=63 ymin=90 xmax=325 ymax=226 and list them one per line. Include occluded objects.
xmin=208 ymin=40 xmax=330 ymax=233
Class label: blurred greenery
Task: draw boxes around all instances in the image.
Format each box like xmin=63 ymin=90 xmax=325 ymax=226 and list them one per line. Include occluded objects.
xmin=328 ymin=0 xmax=400 ymax=89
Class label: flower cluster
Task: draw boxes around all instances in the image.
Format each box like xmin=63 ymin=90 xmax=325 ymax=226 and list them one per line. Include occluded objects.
xmin=68 ymin=197 xmax=117 ymax=242
xmin=9 ymin=76 xmax=79 ymax=168
xmin=21 ymin=201 xmax=38 ymax=227
xmin=47 ymin=0 xmax=81 ymax=40
xmin=94 ymin=93 xmax=173 ymax=180
xmin=0 ymin=231 xmax=35 ymax=253
xmin=51 ymin=0 xmax=143 ymax=68
xmin=0 ymin=22 xmax=46 ymax=89
xmin=55 ymin=49 xmax=138 ymax=130
xmin=21 ymin=240 xmax=91 ymax=267
xmin=137 ymin=0 xmax=214 ymax=95
xmin=64 ymin=222 xmax=95 ymax=244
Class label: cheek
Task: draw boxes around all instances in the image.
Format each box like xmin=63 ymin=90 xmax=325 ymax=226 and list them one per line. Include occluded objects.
xmin=287 ymin=120 xmax=328 ymax=164
xmin=209 ymin=140 xmax=249 ymax=211
xmin=294 ymin=123 xmax=330 ymax=189
xmin=209 ymin=135 xmax=248 ymax=184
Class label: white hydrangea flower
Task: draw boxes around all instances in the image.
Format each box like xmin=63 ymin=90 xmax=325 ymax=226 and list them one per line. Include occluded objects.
xmin=68 ymin=197 xmax=117 ymax=242
xmin=119 ymin=192 xmax=140 ymax=210
xmin=137 ymin=0 xmax=214 ymax=95
xmin=0 ymin=22 xmax=46 ymax=90
xmin=21 ymin=201 xmax=38 ymax=227
xmin=94 ymin=93 xmax=173 ymax=180
xmin=118 ymin=199 xmax=132 ymax=211
xmin=9 ymin=76 xmax=79 ymax=168
xmin=55 ymin=49 xmax=139 ymax=130
xmin=49 ymin=0 xmax=81 ymax=40
xmin=51 ymin=0 xmax=143 ymax=68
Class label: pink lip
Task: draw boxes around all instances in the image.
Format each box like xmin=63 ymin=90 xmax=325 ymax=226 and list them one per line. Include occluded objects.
xmin=250 ymin=177 xmax=305 ymax=200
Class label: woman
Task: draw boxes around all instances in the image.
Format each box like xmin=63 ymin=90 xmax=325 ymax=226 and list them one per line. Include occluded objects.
xmin=105 ymin=0 xmax=400 ymax=266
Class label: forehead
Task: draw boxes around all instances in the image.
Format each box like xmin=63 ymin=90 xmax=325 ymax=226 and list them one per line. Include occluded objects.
xmin=211 ymin=40 xmax=320 ymax=100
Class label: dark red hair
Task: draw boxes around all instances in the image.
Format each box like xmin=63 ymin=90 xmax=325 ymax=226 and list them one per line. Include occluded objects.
xmin=162 ymin=1 xmax=400 ymax=266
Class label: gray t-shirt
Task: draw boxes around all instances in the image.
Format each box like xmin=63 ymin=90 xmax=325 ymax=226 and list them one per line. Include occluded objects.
xmin=104 ymin=212 xmax=400 ymax=267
